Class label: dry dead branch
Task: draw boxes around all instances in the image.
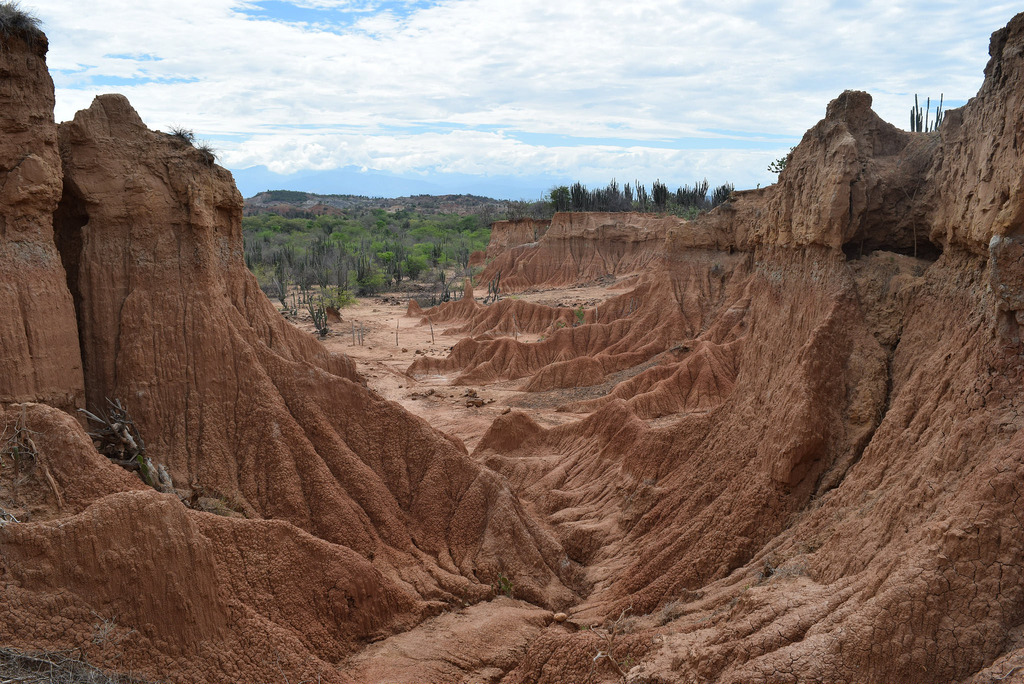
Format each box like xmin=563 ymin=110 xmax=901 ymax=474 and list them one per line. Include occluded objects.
xmin=79 ymin=399 xmax=164 ymax=489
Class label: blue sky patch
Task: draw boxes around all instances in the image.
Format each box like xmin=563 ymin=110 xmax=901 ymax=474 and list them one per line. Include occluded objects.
xmin=104 ymin=53 xmax=163 ymax=62
xmin=85 ymin=75 xmax=201 ymax=87
xmin=236 ymin=1 xmax=440 ymax=29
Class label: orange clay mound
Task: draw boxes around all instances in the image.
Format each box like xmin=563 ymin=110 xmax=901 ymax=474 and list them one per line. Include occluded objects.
xmin=408 ymin=251 xmax=747 ymax=391
xmin=3 ymin=12 xmax=1024 ymax=684
xmin=410 ymin=278 xmax=484 ymax=327
xmin=412 ymin=292 xmax=578 ymax=336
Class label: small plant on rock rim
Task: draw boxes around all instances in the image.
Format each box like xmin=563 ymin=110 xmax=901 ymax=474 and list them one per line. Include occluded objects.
xmin=196 ymin=141 xmax=217 ymax=166
xmin=167 ymin=126 xmax=217 ymax=165
xmin=168 ymin=125 xmax=196 ymax=145
xmin=0 ymin=2 xmax=42 ymax=44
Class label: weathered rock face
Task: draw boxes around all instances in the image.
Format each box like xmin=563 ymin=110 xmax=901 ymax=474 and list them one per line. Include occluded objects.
xmin=1 ymin=85 xmax=575 ymax=684
xmin=0 ymin=403 xmax=412 ymax=684
xmin=478 ymin=212 xmax=674 ymax=292
xmin=485 ymin=218 xmax=550 ymax=260
xmin=425 ymin=13 xmax=1024 ymax=684
xmin=700 ymin=89 xmax=937 ymax=257
xmin=928 ymin=16 xmax=1024 ymax=252
xmin=927 ymin=16 xmax=1024 ymax=342
xmin=0 ymin=28 xmax=84 ymax=411
xmin=52 ymin=91 xmax=573 ymax=594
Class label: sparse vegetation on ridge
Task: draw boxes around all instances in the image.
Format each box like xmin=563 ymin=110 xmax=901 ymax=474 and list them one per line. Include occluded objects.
xmin=167 ymin=126 xmax=217 ymax=165
xmin=547 ymin=177 xmax=735 ymax=217
xmin=911 ymin=93 xmax=944 ymax=132
xmin=167 ymin=126 xmax=196 ymax=145
xmin=769 ymin=147 xmax=795 ymax=174
xmin=0 ymin=2 xmax=42 ymax=43
xmin=195 ymin=140 xmax=217 ymax=165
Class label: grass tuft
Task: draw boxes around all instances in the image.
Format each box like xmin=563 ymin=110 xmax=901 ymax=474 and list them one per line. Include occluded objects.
xmin=0 ymin=1 xmax=43 ymax=47
xmin=196 ymin=141 xmax=217 ymax=166
xmin=168 ymin=127 xmax=217 ymax=166
xmin=167 ymin=126 xmax=196 ymax=145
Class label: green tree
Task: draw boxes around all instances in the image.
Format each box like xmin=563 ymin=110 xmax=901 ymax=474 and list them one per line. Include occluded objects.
xmin=549 ymin=185 xmax=571 ymax=213
xmin=769 ymin=147 xmax=796 ymax=174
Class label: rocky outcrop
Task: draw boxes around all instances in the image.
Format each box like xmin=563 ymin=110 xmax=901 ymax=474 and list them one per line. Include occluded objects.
xmin=443 ymin=13 xmax=1024 ymax=684
xmin=0 ymin=26 xmax=84 ymax=411
xmin=484 ymin=218 xmax=550 ymax=261
xmin=52 ymin=90 xmax=574 ymax=595
xmin=1 ymin=62 xmax=575 ymax=684
xmin=928 ymin=17 xmax=1024 ymax=252
xmin=0 ymin=403 xmax=409 ymax=684
xmin=478 ymin=212 xmax=673 ymax=292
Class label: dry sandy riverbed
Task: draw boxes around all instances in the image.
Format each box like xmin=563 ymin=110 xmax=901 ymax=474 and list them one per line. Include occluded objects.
xmin=282 ymin=283 xmax=624 ymax=451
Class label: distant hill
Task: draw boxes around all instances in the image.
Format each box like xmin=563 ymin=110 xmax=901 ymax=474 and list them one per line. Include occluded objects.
xmin=229 ymin=164 xmax=558 ymax=201
xmin=244 ymin=190 xmax=508 ymax=218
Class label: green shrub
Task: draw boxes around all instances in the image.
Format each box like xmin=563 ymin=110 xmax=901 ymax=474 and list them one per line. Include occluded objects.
xmin=321 ymin=286 xmax=355 ymax=309
xmin=404 ymin=254 xmax=428 ymax=280
xmin=356 ymin=269 xmax=386 ymax=295
xmin=494 ymin=572 xmax=514 ymax=598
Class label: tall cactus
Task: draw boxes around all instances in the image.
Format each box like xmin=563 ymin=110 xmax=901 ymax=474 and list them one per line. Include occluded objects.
xmin=911 ymin=93 xmax=944 ymax=133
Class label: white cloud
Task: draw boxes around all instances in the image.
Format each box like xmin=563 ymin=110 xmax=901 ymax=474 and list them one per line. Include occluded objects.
xmin=29 ymin=0 xmax=1022 ymax=195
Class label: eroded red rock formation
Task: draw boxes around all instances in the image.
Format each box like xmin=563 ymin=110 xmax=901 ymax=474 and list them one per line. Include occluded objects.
xmin=0 ymin=27 xmax=83 ymax=411
xmin=412 ymin=14 xmax=1024 ymax=684
xmin=478 ymin=212 xmax=673 ymax=293
xmin=0 ymin=29 xmax=573 ymax=684
xmin=2 ymin=10 xmax=1023 ymax=684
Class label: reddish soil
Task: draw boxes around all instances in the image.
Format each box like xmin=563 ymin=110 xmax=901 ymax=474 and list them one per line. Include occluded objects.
xmin=2 ymin=12 xmax=1024 ymax=684
xmin=309 ymin=282 xmax=625 ymax=452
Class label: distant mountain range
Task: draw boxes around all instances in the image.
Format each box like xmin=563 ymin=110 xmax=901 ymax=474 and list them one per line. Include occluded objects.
xmin=229 ymin=164 xmax=559 ymax=202
xmin=244 ymin=189 xmax=509 ymax=217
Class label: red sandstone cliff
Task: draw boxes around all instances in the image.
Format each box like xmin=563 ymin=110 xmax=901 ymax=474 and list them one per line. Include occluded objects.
xmin=0 ymin=26 xmax=83 ymax=411
xmin=408 ymin=15 xmax=1024 ymax=684
xmin=0 ymin=30 xmax=573 ymax=684
xmin=484 ymin=218 xmax=550 ymax=261
xmin=478 ymin=212 xmax=674 ymax=293
xmin=2 ymin=10 xmax=1024 ymax=684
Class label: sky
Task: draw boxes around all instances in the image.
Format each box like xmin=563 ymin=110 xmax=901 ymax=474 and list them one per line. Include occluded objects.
xmin=26 ymin=1 xmax=1022 ymax=199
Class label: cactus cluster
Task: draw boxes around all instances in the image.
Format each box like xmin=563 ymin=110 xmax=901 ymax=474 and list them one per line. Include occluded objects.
xmin=911 ymin=94 xmax=944 ymax=133
xmin=484 ymin=270 xmax=502 ymax=305
xmin=550 ymin=178 xmax=730 ymax=215
xmin=308 ymin=299 xmax=329 ymax=337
